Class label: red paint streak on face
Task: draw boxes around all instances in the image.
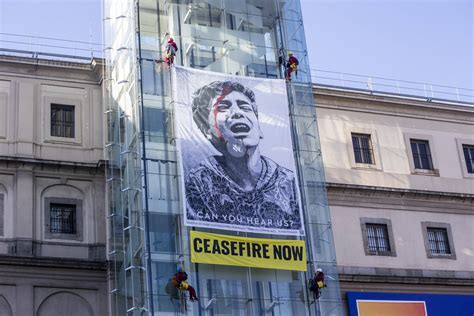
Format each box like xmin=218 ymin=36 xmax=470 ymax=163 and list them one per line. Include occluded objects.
xmin=212 ymin=85 xmax=231 ymax=141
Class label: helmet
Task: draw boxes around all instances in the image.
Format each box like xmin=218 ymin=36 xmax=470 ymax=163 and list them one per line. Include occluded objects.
xmin=168 ymin=37 xmax=174 ymax=42
xmin=288 ymin=51 xmax=293 ymax=55
xmin=316 ymin=268 xmax=323 ymax=273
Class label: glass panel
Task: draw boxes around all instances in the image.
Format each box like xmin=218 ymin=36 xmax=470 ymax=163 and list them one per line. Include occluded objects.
xmin=427 ymin=230 xmax=437 ymax=253
xmin=207 ymin=279 xmax=248 ymax=315
xmin=375 ymin=226 xmax=389 ymax=252
xmin=411 ymin=140 xmax=433 ymax=170
xmin=152 ymin=261 xmax=181 ymax=313
xmin=361 ymin=136 xmax=373 ymax=164
xmin=435 ymin=231 xmax=445 ymax=254
xmin=410 ymin=141 xmax=421 ymax=169
xmin=149 ymin=213 xmax=178 ymax=253
xmin=366 ymin=226 xmax=376 ymax=252
xmin=418 ymin=142 xmax=429 ymax=169
xmin=105 ymin=0 xmax=343 ymax=313
xmin=463 ymin=145 xmax=474 ymax=173
xmin=104 ymin=0 xmax=146 ymax=312
xmin=352 ymin=135 xmax=362 ymax=163
xmin=352 ymin=134 xmax=373 ymax=164
xmin=143 ymin=107 xmax=171 ymax=143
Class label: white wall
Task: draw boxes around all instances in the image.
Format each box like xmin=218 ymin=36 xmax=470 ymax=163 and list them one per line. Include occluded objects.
xmin=0 ymin=62 xmax=103 ymax=162
xmin=0 ymin=58 xmax=105 ymax=259
xmin=315 ymin=89 xmax=474 ymax=273
xmin=316 ymin=96 xmax=474 ymax=194
xmin=331 ymin=205 xmax=473 ymax=272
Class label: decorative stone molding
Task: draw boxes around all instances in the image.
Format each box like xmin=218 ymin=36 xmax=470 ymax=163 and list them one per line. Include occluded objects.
xmin=326 ymin=183 xmax=474 ymax=214
xmin=0 ymin=157 xmax=106 ymax=175
xmin=1 ymin=240 xmax=107 ymax=268
xmin=313 ymin=86 xmax=474 ymax=125
xmin=338 ymin=265 xmax=474 ymax=286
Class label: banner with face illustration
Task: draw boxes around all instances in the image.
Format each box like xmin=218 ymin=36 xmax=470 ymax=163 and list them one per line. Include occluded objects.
xmin=172 ymin=66 xmax=305 ymax=236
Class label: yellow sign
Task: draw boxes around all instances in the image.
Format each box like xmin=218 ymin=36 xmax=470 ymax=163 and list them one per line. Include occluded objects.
xmin=190 ymin=231 xmax=307 ymax=271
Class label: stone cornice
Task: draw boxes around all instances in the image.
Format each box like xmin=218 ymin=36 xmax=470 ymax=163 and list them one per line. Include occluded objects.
xmin=0 ymin=156 xmax=106 ymax=175
xmin=327 ymin=182 xmax=473 ymax=199
xmin=0 ymin=156 xmax=106 ymax=168
xmin=0 ymin=56 xmax=103 ymax=85
xmin=326 ymin=183 xmax=473 ymax=214
xmin=0 ymin=255 xmax=106 ymax=271
xmin=338 ymin=266 xmax=474 ymax=287
xmin=313 ymin=86 xmax=474 ymax=124
xmin=339 ymin=274 xmax=474 ymax=287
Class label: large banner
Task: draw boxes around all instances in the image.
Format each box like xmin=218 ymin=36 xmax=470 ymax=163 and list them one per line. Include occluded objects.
xmin=173 ymin=66 xmax=304 ymax=236
xmin=190 ymin=231 xmax=306 ymax=271
xmin=347 ymin=292 xmax=474 ymax=316
xmin=356 ymin=301 xmax=427 ymax=316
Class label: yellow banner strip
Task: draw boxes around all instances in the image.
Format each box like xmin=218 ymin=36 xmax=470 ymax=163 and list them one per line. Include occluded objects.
xmin=190 ymin=231 xmax=307 ymax=271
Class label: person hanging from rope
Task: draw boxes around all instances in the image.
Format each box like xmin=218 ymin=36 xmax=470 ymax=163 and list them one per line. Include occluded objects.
xmin=164 ymin=37 xmax=178 ymax=67
xmin=285 ymin=51 xmax=299 ymax=81
xmin=309 ymin=268 xmax=327 ymax=299
xmin=169 ymin=267 xmax=199 ymax=302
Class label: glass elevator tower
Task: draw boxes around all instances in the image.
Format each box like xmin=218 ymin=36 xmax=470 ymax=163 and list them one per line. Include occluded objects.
xmin=103 ymin=1 xmax=343 ymax=315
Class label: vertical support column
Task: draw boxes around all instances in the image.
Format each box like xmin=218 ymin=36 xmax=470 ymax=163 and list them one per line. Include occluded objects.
xmin=104 ymin=0 xmax=147 ymax=313
xmin=16 ymin=81 xmax=35 ymax=157
xmin=16 ymin=284 xmax=34 ymax=315
xmin=277 ymin=0 xmax=343 ymax=314
xmin=14 ymin=169 xmax=34 ymax=256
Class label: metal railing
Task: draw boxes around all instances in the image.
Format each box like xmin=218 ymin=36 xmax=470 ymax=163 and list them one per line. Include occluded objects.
xmin=1 ymin=33 xmax=471 ymax=104
xmin=0 ymin=32 xmax=102 ymax=63
xmin=311 ymin=69 xmax=473 ymax=105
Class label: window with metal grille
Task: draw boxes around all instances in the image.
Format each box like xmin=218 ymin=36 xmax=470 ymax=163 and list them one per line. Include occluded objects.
xmin=50 ymin=203 xmax=76 ymax=234
xmin=427 ymin=227 xmax=451 ymax=255
xmin=410 ymin=139 xmax=433 ymax=170
xmin=462 ymin=145 xmax=474 ymax=174
xmin=51 ymin=104 xmax=75 ymax=138
xmin=366 ymin=224 xmax=390 ymax=253
xmin=352 ymin=133 xmax=374 ymax=164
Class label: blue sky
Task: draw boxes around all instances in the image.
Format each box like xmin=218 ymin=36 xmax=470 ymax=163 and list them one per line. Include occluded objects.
xmin=301 ymin=0 xmax=473 ymax=89
xmin=1 ymin=0 xmax=472 ymax=89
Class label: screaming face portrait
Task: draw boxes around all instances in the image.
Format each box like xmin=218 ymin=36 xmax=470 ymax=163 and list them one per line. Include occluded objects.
xmin=174 ymin=67 xmax=304 ymax=235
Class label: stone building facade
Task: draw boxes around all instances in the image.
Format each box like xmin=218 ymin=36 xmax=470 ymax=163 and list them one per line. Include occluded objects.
xmin=0 ymin=55 xmax=108 ymax=315
xmin=315 ymin=86 xmax=474 ymax=314
xmin=1 ymin=53 xmax=472 ymax=315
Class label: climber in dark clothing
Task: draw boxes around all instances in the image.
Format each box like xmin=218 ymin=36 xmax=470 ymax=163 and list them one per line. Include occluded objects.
xmin=309 ymin=268 xmax=327 ymax=299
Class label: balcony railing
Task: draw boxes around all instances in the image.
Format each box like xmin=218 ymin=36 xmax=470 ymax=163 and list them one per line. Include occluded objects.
xmin=311 ymin=69 xmax=473 ymax=105
xmin=0 ymin=32 xmax=102 ymax=63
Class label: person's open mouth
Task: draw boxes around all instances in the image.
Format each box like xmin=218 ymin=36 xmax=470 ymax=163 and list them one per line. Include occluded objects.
xmin=230 ymin=123 xmax=250 ymax=133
